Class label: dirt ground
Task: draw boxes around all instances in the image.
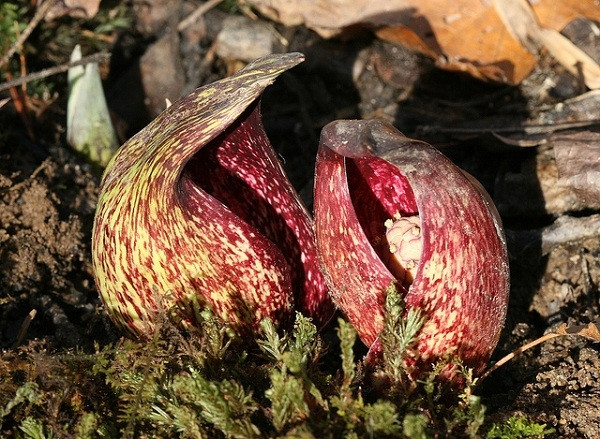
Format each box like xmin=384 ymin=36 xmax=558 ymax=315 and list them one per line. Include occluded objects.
xmin=1 ymin=2 xmax=600 ymax=437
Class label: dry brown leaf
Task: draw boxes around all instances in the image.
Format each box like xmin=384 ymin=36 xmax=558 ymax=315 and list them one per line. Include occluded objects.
xmin=535 ymin=2 xmax=600 ymax=32
xmin=493 ymin=0 xmax=600 ymax=89
xmin=556 ymin=321 xmax=600 ymax=342
xmin=492 ymin=0 xmax=540 ymax=53
xmin=536 ymin=90 xmax=600 ymax=126
xmin=553 ymin=130 xmax=600 ymax=205
xmin=246 ymin=0 xmax=600 ymax=85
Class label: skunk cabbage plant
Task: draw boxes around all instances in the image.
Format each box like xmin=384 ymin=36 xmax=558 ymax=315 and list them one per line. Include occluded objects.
xmin=92 ymin=53 xmax=334 ymax=338
xmin=314 ymin=119 xmax=510 ymax=375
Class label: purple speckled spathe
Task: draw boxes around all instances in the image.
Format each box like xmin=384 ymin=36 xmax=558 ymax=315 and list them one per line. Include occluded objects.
xmin=314 ymin=119 xmax=509 ymax=376
xmin=92 ymin=53 xmax=334 ymax=338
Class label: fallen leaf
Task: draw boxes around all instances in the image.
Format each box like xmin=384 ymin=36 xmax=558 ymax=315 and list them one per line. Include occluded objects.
xmin=493 ymin=0 xmax=600 ymax=89
xmin=491 ymin=132 xmax=546 ymax=148
xmin=556 ymin=321 xmax=600 ymax=342
xmin=538 ymin=214 xmax=600 ymax=255
xmin=492 ymin=0 xmax=540 ymax=53
xmin=246 ymin=0 xmax=600 ymax=85
xmin=536 ymin=90 xmax=600 ymax=125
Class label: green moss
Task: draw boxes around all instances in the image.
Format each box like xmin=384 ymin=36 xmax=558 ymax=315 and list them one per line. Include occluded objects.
xmin=0 ymin=293 xmax=499 ymax=438
xmin=486 ymin=415 xmax=555 ymax=438
xmin=0 ymin=2 xmax=27 ymax=53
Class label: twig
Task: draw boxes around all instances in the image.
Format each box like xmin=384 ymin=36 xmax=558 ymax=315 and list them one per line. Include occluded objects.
xmin=480 ymin=319 xmax=600 ymax=383
xmin=178 ymin=0 xmax=223 ymax=31
xmin=478 ymin=331 xmax=561 ymax=382
xmin=11 ymin=309 xmax=37 ymax=349
xmin=419 ymin=119 xmax=600 ymax=136
xmin=0 ymin=0 xmax=58 ymax=69
xmin=0 ymin=51 xmax=111 ymax=93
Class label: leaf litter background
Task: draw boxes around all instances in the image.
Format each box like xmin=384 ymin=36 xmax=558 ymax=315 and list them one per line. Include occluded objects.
xmin=1 ymin=0 xmax=600 ymax=436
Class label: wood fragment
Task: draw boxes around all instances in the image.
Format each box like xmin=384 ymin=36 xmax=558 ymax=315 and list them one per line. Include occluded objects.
xmin=11 ymin=309 xmax=37 ymax=349
xmin=553 ymin=131 xmax=600 ymax=204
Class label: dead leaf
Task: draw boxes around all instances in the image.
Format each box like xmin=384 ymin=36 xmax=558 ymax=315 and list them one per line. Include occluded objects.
xmin=553 ymin=130 xmax=600 ymax=205
xmin=556 ymin=321 xmax=600 ymax=342
xmin=246 ymin=0 xmax=600 ymax=85
xmin=492 ymin=0 xmax=540 ymax=53
xmin=540 ymin=214 xmax=600 ymax=254
xmin=44 ymin=0 xmax=101 ymax=21
xmin=493 ymin=0 xmax=600 ymax=89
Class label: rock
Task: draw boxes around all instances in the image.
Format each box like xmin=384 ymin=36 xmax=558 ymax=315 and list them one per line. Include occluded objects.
xmin=139 ymin=30 xmax=186 ymax=118
xmin=132 ymin=0 xmax=180 ymax=37
xmin=215 ymin=15 xmax=274 ymax=62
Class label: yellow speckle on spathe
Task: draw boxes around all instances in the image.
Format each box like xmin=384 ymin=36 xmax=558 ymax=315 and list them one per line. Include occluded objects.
xmin=453 ymin=294 xmax=463 ymax=309
xmin=446 ymin=310 xmax=457 ymax=327
xmin=148 ymin=198 xmax=160 ymax=222
xmin=444 ymin=331 xmax=456 ymax=341
xmin=422 ymin=259 xmax=444 ymax=282
xmin=420 ymin=320 xmax=437 ymax=336
xmin=229 ymin=236 xmax=251 ymax=263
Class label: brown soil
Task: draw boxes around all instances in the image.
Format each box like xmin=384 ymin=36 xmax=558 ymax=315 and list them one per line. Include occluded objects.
xmin=1 ymin=3 xmax=599 ymax=437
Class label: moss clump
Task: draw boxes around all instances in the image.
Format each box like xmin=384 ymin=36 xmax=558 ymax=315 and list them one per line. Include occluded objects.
xmin=0 ymin=289 xmax=524 ymax=438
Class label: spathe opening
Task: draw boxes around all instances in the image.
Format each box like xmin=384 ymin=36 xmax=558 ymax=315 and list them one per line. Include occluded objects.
xmin=346 ymin=156 xmax=421 ymax=289
xmin=179 ymin=102 xmax=331 ymax=326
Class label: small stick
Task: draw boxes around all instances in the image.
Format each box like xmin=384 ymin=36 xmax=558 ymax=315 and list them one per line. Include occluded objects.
xmin=11 ymin=309 xmax=37 ymax=349
xmin=178 ymin=0 xmax=223 ymax=31
xmin=420 ymin=119 xmax=600 ymax=136
xmin=479 ymin=332 xmax=561 ymax=382
xmin=0 ymin=52 xmax=111 ymax=93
